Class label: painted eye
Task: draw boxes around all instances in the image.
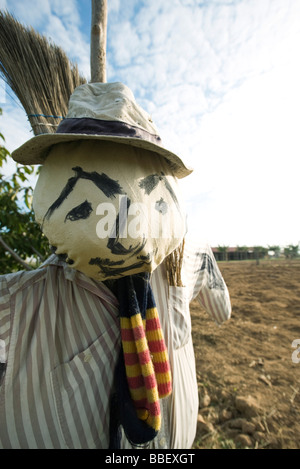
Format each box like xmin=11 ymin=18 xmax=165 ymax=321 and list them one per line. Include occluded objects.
xmin=65 ymin=200 xmax=93 ymax=222
xmin=155 ymin=197 xmax=168 ymax=215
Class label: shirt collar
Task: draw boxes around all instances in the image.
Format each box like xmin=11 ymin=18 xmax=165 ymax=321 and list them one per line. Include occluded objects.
xmin=40 ymin=255 xmax=119 ymax=308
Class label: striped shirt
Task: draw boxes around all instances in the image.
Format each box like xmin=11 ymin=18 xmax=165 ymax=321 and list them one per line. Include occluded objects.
xmin=0 ymin=237 xmax=231 ymax=449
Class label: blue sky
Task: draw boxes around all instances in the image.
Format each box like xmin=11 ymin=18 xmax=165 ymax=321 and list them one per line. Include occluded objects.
xmin=0 ymin=0 xmax=299 ymax=248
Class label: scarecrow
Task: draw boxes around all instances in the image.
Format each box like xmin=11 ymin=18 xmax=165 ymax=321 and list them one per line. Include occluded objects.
xmin=0 ymin=6 xmax=231 ymax=449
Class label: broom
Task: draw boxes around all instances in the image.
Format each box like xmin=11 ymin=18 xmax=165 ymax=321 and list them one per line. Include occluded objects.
xmin=0 ymin=11 xmax=86 ymax=136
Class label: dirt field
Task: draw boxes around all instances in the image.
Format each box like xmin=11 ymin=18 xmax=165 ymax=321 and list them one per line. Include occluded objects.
xmin=191 ymin=259 xmax=300 ymax=449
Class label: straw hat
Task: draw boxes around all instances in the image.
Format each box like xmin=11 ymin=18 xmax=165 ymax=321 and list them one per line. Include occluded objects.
xmin=12 ymin=82 xmax=193 ymax=178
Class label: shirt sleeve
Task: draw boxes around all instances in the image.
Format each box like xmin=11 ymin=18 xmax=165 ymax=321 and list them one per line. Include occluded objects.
xmin=183 ymin=239 xmax=231 ymax=325
xmin=0 ymin=275 xmax=11 ymax=365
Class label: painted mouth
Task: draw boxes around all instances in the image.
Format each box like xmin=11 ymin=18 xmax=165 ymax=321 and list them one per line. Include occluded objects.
xmin=88 ymin=250 xmax=157 ymax=278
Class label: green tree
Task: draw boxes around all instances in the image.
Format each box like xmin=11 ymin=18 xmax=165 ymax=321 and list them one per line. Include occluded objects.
xmin=218 ymin=245 xmax=229 ymax=261
xmin=236 ymin=245 xmax=248 ymax=260
xmin=268 ymin=245 xmax=281 ymax=258
xmin=253 ymin=246 xmax=268 ymax=265
xmin=0 ymin=109 xmax=50 ymax=273
xmin=283 ymin=245 xmax=299 ymax=259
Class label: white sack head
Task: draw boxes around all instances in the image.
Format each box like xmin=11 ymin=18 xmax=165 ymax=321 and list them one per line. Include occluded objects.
xmin=33 ymin=140 xmax=186 ymax=281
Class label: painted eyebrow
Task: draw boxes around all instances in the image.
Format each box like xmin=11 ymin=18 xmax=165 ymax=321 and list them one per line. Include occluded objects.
xmin=43 ymin=166 xmax=125 ymax=221
xmin=138 ymin=174 xmax=162 ymax=195
xmin=139 ymin=172 xmax=180 ymax=210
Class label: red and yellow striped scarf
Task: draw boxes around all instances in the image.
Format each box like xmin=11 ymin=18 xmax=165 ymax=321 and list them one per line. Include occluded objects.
xmin=116 ymin=273 xmax=172 ymax=440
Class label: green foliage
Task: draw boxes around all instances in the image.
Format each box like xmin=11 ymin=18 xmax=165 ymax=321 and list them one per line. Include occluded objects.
xmin=283 ymin=245 xmax=299 ymax=259
xmin=217 ymin=245 xmax=229 ymax=261
xmin=0 ymin=109 xmax=50 ymax=273
xmin=253 ymin=246 xmax=268 ymax=257
xmin=268 ymin=245 xmax=281 ymax=258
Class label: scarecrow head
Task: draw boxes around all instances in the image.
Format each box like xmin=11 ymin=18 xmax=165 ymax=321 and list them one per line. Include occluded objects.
xmin=12 ymin=82 xmax=192 ymax=281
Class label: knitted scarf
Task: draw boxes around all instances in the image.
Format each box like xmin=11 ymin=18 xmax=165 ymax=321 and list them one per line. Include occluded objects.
xmin=109 ymin=273 xmax=172 ymax=447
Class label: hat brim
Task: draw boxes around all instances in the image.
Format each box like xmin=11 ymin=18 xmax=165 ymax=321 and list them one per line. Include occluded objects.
xmin=11 ymin=133 xmax=193 ymax=179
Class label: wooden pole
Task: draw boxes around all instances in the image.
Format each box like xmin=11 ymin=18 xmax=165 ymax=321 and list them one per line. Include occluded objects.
xmin=90 ymin=0 xmax=107 ymax=83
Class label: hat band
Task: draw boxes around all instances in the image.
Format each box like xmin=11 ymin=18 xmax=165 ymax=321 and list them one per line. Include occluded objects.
xmin=56 ymin=118 xmax=163 ymax=146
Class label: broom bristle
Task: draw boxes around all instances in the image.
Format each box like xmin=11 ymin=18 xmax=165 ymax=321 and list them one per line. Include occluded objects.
xmin=0 ymin=10 xmax=87 ymax=135
xmin=165 ymin=239 xmax=185 ymax=287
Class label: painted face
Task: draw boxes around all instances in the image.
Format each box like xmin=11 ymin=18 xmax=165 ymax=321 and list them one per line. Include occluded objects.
xmin=33 ymin=140 xmax=186 ymax=281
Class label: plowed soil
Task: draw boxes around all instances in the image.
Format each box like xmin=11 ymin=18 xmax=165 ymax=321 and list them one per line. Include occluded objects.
xmin=191 ymin=259 xmax=300 ymax=449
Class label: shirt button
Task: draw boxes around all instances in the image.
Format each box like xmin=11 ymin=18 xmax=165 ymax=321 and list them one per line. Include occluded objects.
xmin=159 ymin=437 xmax=166 ymax=447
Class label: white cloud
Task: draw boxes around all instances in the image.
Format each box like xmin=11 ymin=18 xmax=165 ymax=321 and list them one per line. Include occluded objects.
xmin=3 ymin=0 xmax=51 ymax=27
xmin=109 ymin=21 xmax=140 ymax=68
xmin=51 ymin=0 xmax=81 ymax=24
xmin=180 ymin=61 xmax=300 ymax=246
xmin=0 ymin=102 xmax=31 ymax=154
xmin=43 ymin=13 xmax=90 ymax=76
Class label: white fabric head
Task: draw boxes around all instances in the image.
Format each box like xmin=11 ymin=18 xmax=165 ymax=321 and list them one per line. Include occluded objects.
xmin=33 ymin=140 xmax=186 ymax=281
